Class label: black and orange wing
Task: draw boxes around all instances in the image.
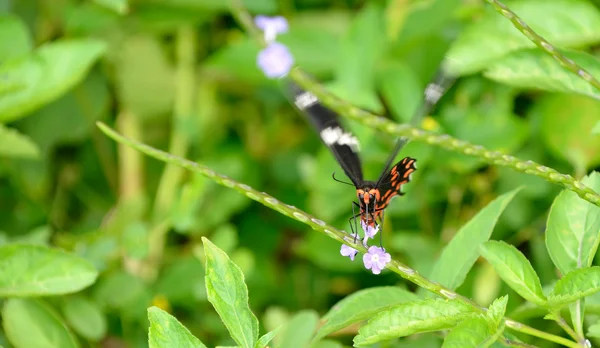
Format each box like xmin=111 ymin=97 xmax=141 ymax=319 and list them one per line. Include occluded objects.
xmin=375 ymin=157 xmax=417 ymax=210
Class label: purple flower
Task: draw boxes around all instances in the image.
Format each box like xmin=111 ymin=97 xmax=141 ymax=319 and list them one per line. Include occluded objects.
xmin=363 ymin=246 xmax=391 ymax=275
xmin=360 ymin=220 xmax=379 ymax=241
xmin=254 ymin=15 xmax=289 ymax=42
xmin=340 ymin=244 xmax=358 ymax=261
xmin=257 ymin=42 xmax=294 ymax=78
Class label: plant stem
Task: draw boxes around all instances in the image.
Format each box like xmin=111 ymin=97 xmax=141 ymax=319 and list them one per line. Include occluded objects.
xmin=147 ymin=25 xmax=197 ymax=274
xmin=554 ymin=314 xmax=583 ymax=345
xmin=96 ymin=121 xmax=580 ymax=348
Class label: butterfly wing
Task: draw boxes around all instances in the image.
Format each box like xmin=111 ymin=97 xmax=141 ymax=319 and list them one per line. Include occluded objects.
xmin=286 ymin=82 xmax=364 ymax=186
xmin=375 ymin=157 xmax=417 ymax=211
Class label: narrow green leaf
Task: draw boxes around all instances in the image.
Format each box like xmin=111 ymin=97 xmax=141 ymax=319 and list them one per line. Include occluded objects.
xmin=442 ymin=315 xmax=493 ymax=348
xmin=0 ymin=124 xmax=40 ymax=159
xmin=93 ymin=0 xmax=128 ymax=14
xmin=0 ymin=244 xmax=98 ymax=297
xmin=255 ymin=326 xmax=281 ymax=348
xmin=429 ymin=187 xmax=522 ymax=290
xmin=148 ymin=306 xmax=206 ymax=348
xmin=480 ymin=241 xmax=546 ymax=306
xmin=61 ymin=296 xmax=106 ymax=341
xmin=3 ymin=299 xmax=79 ymax=348
xmin=202 ymin=237 xmax=258 ymax=348
xmin=548 ymin=267 xmax=600 ymax=308
xmin=485 ymin=49 xmax=600 ymax=100
xmin=0 ymin=39 xmax=106 ymax=122
xmin=486 ymin=296 xmax=508 ymax=329
xmin=447 ymin=0 xmax=600 ymax=75
xmin=316 ymin=286 xmax=418 ymax=340
xmin=546 ymin=172 xmax=600 ymax=275
xmin=354 ymin=299 xmax=475 ymax=346
xmin=278 ymin=310 xmax=319 ymax=348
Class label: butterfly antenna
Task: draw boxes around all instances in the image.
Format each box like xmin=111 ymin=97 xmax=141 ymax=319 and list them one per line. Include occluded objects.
xmin=331 ymin=172 xmax=355 ymax=186
xmin=376 ymin=64 xmax=456 ymax=188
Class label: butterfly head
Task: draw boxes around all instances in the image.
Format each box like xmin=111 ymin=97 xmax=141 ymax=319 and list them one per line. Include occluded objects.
xmin=356 ymin=187 xmax=380 ymax=209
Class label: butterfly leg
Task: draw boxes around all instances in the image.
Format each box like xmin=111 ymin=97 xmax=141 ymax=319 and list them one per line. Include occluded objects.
xmin=377 ymin=210 xmax=385 ymax=249
xmin=349 ymin=202 xmax=361 ymax=244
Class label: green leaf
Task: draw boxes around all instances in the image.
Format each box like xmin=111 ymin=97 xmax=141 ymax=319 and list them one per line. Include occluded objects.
xmin=0 ymin=39 xmax=106 ymax=122
xmin=535 ymin=94 xmax=600 ymax=172
xmin=202 ymin=237 xmax=258 ymax=348
xmin=0 ymin=124 xmax=39 ymax=159
xmin=148 ymin=306 xmax=207 ymax=348
xmin=255 ymin=326 xmax=281 ymax=348
xmin=3 ymin=299 xmax=78 ymax=348
xmin=485 ymin=49 xmax=600 ymax=100
xmin=442 ymin=315 xmax=495 ymax=348
xmin=0 ymin=244 xmax=98 ymax=297
xmin=548 ymin=267 xmax=600 ymax=308
xmin=593 ymin=121 xmax=600 ymax=135
xmin=0 ymin=14 xmax=32 ymax=61
xmin=61 ymin=296 xmax=106 ymax=341
xmin=546 ymin=172 xmax=600 ymax=275
xmin=354 ymin=299 xmax=476 ymax=346
xmin=278 ymin=310 xmax=319 ymax=348
xmin=480 ymin=241 xmax=546 ymax=306
xmin=378 ymin=62 xmax=422 ymax=123
xmin=588 ymin=321 xmax=600 ymax=338
xmin=316 ymin=286 xmax=418 ymax=340
xmin=446 ymin=0 xmax=600 ymax=75
xmin=486 ymin=296 xmax=508 ymax=329
xmin=428 ymin=187 xmax=522 ymax=290
xmin=93 ymin=0 xmax=128 ymax=14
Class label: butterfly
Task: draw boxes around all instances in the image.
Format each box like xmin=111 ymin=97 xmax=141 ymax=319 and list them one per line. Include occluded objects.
xmin=286 ymin=82 xmax=417 ymax=237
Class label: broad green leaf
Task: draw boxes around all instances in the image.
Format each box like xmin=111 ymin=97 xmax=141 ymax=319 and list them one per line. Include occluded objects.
xmin=535 ymin=94 xmax=600 ymax=172
xmin=93 ymin=0 xmax=128 ymax=14
xmin=0 ymin=39 xmax=106 ymax=122
xmin=428 ymin=187 xmax=522 ymax=290
xmin=354 ymin=299 xmax=476 ymax=346
xmin=593 ymin=121 xmax=600 ymax=135
xmin=588 ymin=321 xmax=600 ymax=338
xmin=0 ymin=124 xmax=39 ymax=159
xmin=316 ymin=286 xmax=418 ymax=340
xmin=148 ymin=306 xmax=207 ymax=348
xmin=480 ymin=241 xmax=546 ymax=306
xmin=278 ymin=310 xmax=319 ymax=348
xmin=202 ymin=237 xmax=258 ymax=348
xmin=486 ymin=296 xmax=508 ymax=329
xmin=3 ymin=299 xmax=78 ymax=348
xmin=447 ymin=0 xmax=600 ymax=75
xmin=0 ymin=14 xmax=32 ymax=61
xmin=330 ymin=3 xmax=386 ymax=111
xmin=442 ymin=315 xmax=492 ymax=348
xmin=255 ymin=326 xmax=281 ymax=348
xmin=548 ymin=267 xmax=600 ymax=308
xmin=485 ymin=49 xmax=600 ymax=100
xmin=61 ymin=296 xmax=106 ymax=341
xmin=378 ymin=62 xmax=422 ymax=123
xmin=0 ymin=244 xmax=98 ymax=297
xmin=93 ymin=270 xmax=147 ymax=309
xmin=546 ymin=172 xmax=600 ymax=275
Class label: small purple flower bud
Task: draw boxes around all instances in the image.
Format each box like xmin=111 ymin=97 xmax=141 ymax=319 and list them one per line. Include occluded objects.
xmin=257 ymin=42 xmax=294 ymax=78
xmin=363 ymin=246 xmax=391 ymax=274
xmin=360 ymin=220 xmax=379 ymax=241
xmin=254 ymin=15 xmax=289 ymax=43
xmin=340 ymin=244 xmax=358 ymax=261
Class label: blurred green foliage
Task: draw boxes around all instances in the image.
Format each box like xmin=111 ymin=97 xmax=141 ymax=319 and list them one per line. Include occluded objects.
xmin=2 ymin=0 xmax=600 ymax=347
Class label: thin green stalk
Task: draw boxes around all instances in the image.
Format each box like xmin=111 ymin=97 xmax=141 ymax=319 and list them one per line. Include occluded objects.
xmin=147 ymin=25 xmax=197 ymax=271
xmin=553 ymin=314 xmax=583 ymax=346
xmin=485 ymin=0 xmax=600 ymax=93
xmin=96 ymin=121 xmax=579 ymax=348
xmin=289 ymin=69 xmax=600 ymax=208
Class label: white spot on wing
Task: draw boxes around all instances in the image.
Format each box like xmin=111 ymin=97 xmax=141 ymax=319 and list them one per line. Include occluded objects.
xmin=294 ymin=91 xmax=318 ymax=109
xmin=320 ymin=127 xmax=360 ymax=152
